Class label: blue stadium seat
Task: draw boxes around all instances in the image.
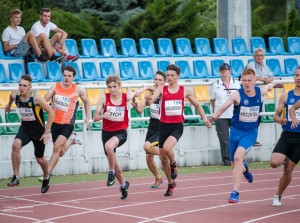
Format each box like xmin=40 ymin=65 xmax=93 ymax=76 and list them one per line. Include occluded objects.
xmin=194 ymin=37 xmax=220 ymax=56
xmin=138 ymin=61 xmax=155 ymax=79
xmin=139 ymin=38 xmax=164 ymax=57
xmin=0 ymin=64 xmax=9 ymax=83
xmin=175 ymin=60 xmax=192 ymax=79
xmin=157 ymin=60 xmax=171 ymax=73
xmin=81 ymin=39 xmax=103 ymax=58
xmin=213 ymin=38 xmax=237 ymax=56
xmin=9 ymin=63 xmax=25 ymax=82
xmin=211 ymin=59 xmax=225 ymax=77
xmin=99 ymin=61 xmax=116 ymax=79
xmin=268 ymin=37 xmax=294 ymax=55
xmin=65 ymin=62 xmax=92 ymax=82
xmin=157 ymin=38 xmax=181 ymax=57
xmin=100 ymin=38 xmax=123 ymax=57
xmin=287 ymin=37 xmax=300 ymax=54
xmin=65 ymin=39 xmax=88 ymax=58
xmin=82 ymin=61 xmax=103 ymax=81
xmin=27 ymin=62 xmax=51 ymax=82
xmin=250 ymin=37 xmax=275 ymax=55
xmin=175 ymin=38 xmax=196 ymax=56
xmin=46 ymin=62 xmax=63 ymax=82
xmin=120 ymin=38 xmax=147 ymax=57
xmin=231 ymin=37 xmax=252 ymax=56
xmin=284 ymin=58 xmax=299 ymax=76
xmin=229 ymin=59 xmax=245 ymax=78
xmin=119 ymin=61 xmax=145 ymax=80
xmin=266 ymin=58 xmax=289 ymax=77
xmin=193 ymin=60 xmax=210 ymax=79
xmin=0 ymin=42 xmax=23 ymax=59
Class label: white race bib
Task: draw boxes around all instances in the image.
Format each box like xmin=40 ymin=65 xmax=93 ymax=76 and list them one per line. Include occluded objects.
xmin=239 ymin=106 xmax=260 ymax=122
xmin=53 ymin=95 xmax=71 ymax=112
xmin=287 ymin=105 xmax=300 ymax=121
xmin=165 ymin=100 xmax=182 ymax=116
xmin=18 ymin=107 xmax=36 ymax=121
xmin=150 ymin=103 xmax=160 ymax=119
xmin=107 ymin=106 xmax=125 ymax=121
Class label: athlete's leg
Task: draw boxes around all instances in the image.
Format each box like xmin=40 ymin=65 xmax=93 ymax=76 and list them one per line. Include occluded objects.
xmin=232 ymin=147 xmax=246 ymax=192
xmin=48 ymin=135 xmax=68 ymax=173
xmin=59 ymin=135 xmax=77 ymax=157
xmin=160 ymin=136 xmax=177 ymax=184
xmin=104 ymin=136 xmax=119 ymax=170
xmin=11 ymin=138 xmax=22 ymax=177
xmin=275 ymin=160 xmax=296 ymax=196
xmin=36 ymin=157 xmax=49 ymax=178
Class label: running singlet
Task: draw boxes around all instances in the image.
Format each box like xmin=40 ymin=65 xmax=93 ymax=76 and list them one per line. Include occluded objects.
xmin=148 ymin=97 xmax=160 ymax=130
xmin=282 ymin=90 xmax=300 ymax=133
xmin=103 ymin=93 xmax=129 ymax=131
xmin=15 ymin=91 xmax=45 ymax=132
xmin=231 ymin=86 xmax=261 ymax=130
xmin=160 ymin=85 xmax=184 ymax=123
xmin=52 ymin=82 xmax=79 ymax=125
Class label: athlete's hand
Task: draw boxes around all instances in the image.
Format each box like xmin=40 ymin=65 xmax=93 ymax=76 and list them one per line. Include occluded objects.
xmin=40 ymin=133 xmax=50 ymax=144
xmin=291 ymin=118 xmax=299 ymax=129
xmin=102 ymin=111 xmax=110 ymax=120
xmin=85 ymin=118 xmax=90 ymax=131
xmin=204 ymin=120 xmax=211 ymax=128
xmin=4 ymin=104 xmax=11 ymax=113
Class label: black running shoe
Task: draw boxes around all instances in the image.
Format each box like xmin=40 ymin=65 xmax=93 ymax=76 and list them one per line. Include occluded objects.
xmin=164 ymin=181 xmax=176 ymax=196
xmin=7 ymin=175 xmax=19 ymax=187
xmin=170 ymin=162 xmax=178 ymax=179
xmin=120 ymin=181 xmax=130 ymax=200
xmin=37 ymin=54 xmax=49 ymax=62
xmin=50 ymin=54 xmax=64 ymax=63
xmin=41 ymin=175 xmax=51 ymax=194
xmin=107 ymin=171 xmax=116 ymax=186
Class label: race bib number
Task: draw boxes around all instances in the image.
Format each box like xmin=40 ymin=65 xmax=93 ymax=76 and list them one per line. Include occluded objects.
xmin=239 ymin=106 xmax=260 ymax=122
xmin=53 ymin=95 xmax=71 ymax=112
xmin=150 ymin=103 xmax=160 ymax=119
xmin=107 ymin=106 xmax=125 ymax=121
xmin=18 ymin=107 xmax=36 ymax=121
xmin=287 ymin=105 xmax=300 ymax=121
xmin=165 ymin=100 xmax=182 ymax=116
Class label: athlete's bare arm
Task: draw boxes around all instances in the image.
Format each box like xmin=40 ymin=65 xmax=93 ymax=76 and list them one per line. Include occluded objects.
xmin=260 ymin=82 xmax=283 ymax=97
xmin=145 ymin=86 xmax=163 ymax=106
xmin=93 ymin=95 xmax=107 ymax=122
xmin=44 ymin=84 xmax=56 ymax=102
xmin=132 ymin=91 xmax=151 ymax=114
xmin=5 ymin=90 xmax=17 ymax=113
xmin=77 ymin=86 xmax=91 ymax=130
xmin=274 ymin=93 xmax=287 ymax=126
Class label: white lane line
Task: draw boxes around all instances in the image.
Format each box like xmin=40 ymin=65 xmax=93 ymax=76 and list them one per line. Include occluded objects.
xmin=242 ymin=209 xmax=300 ymax=223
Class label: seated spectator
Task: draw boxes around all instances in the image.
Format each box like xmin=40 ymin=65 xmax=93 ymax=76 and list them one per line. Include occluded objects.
xmin=31 ymin=8 xmax=79 ymax=62
xmin=1 ymin=9 xmax=63 ymax=62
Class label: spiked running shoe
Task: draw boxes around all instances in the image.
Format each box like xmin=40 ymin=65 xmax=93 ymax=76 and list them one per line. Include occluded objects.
xmin=272 ymin=195 xmax=282 ymax=206
xmin=107 ymin=171 xmax=116 ymax=186
xmin=228 ymin=190 xmax=239 ymax=203
xmin=170 ymin=162 xmax=178 ymax=179
xmin=120 ymin=181 xmax=130 ymax=200
xmin=7 ymin=175 xmax=19 ymax=187
xmin=70 ymin=134 xmax=82 ymax=145
xmin=164 ymin=181 xmax=176 ymax=196
xmin=151 ymin=177 xmax=163 ymax=188
xmin=243 ymin=162 xmax=253 ymax=183
xmin=41 ymin=175 xmax=51 ymax=194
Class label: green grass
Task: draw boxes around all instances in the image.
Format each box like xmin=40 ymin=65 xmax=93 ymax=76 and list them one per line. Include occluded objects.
xmin=0 ymin=162 xmax=272 ymax=189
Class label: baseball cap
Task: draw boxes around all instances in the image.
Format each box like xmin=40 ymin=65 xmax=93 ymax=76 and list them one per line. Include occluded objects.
xmin=219 ymin=63 xmax=230 ymax=70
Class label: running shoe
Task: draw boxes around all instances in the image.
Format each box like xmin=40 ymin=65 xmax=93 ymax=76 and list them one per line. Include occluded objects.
xmin=170 ymin=162 xmax=178 ymax=179
xmin=164 ymin=181 xmax=176 ymax=196
xmin=41 ymin=175 xmax=51 ymax=194
xmin=107 ymin=171 xmax=116 ymax=186
xmin=151 ymin=177 xmax=163 ymax=188
xmin=70 ymin=134 xmax=82 ymax=145
xmin=66 ymin=55 xmax=79 ymax=62
xmin=243 ymin=162 xmax=253 ymax=183
xmin=50 ymin=54 xmax=64 ymax=62
xmin=37 ymin=54 xmax=49 ymax=62
xmin=7 ymin=175 xmax=19 ymax=187
xmin=272 ymin=195 xmax=282 ymax=206
xmin=120 ymin=181 xmax=130 ymax=200
xmin=228 ymin=190 xmax=239 ymax=203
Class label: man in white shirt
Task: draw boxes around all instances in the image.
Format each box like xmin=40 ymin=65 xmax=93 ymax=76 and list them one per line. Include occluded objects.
xmin=31 ymin=8 xmax=78 ymax=62
xmin=210 ymin=63 xmax=241 ymax=166
xmin=2 ymin=9 xmax=62 ymax=62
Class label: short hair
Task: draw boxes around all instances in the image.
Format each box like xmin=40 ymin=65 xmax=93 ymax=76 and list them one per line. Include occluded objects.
xmin=106 ymin=74 xmax=121 ymax=86
xmin=254 ymin=47 xmax=265 ymax=55
xmin=40 ymin=8 xmax=51 ymax=15
xmin=10 ymin=9 xmax=22 ymax=17
xmin=241 ymin=68 xmax=256 ymax=77
xmin=62 ymin=66 xmax=76 ymax=76
xmin=156 ymin=70 xmax=166 ymax=81
xmin=166 ymin=64 xmax=181 ymax=75
xmin=20 ymin=74 xmax=32 ymax=83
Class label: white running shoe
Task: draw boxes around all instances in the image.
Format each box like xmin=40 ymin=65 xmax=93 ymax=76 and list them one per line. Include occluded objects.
xmin=272 ymin=195 xmax=282 ymax=206
xmin=70 ymin=134 xmax=82 ymax=145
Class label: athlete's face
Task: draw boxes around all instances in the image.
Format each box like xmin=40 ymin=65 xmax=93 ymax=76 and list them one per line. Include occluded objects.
xmin=107 ymin=82 xmax=121 ymax=96
xmin=241 ymin=74 xmax=255 ymax=92
xmin=18 ymin=79 xmax=31 ymax=97
xmin=10 ymin=13 xmax=21 ymax=26
xmin=62 ymin=70 xmax=75 ymax=86
xmin=153 ymin=74 xmax=165 ymax=88
xmin=294 ymin=69 xmax=300 ymax=87
xmin=40 ymin=11 xmax=51 ymax=25
xmin=166 ymin=70 xmax=179 ymax=85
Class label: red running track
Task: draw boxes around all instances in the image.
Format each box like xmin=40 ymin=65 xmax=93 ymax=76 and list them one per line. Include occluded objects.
xmin=0 ymin=167 xmax=299 ymax=223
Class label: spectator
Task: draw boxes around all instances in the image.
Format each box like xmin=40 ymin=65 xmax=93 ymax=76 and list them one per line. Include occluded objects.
xmin=31 ymin=8 xmax=79 ymax=62
xmin=1 ymin=9 xmax=62 ymax=62
xmin=210 ymin=63 xmax=241 ymax=166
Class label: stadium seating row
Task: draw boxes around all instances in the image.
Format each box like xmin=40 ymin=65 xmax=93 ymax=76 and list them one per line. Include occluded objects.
xmin=0 ymin=56 xmax=298 ymax=83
